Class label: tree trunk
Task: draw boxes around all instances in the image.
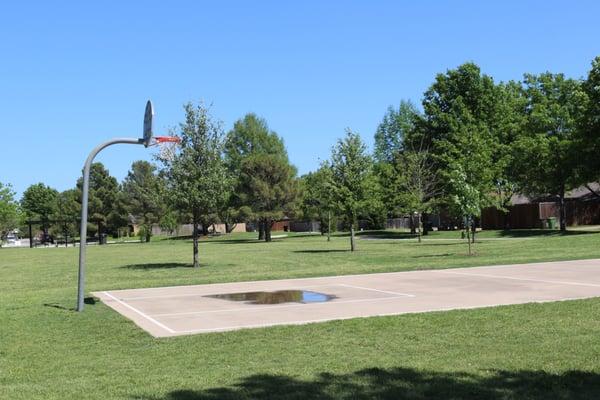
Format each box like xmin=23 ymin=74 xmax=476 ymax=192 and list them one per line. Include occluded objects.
xmin=201 ymin=223 xmax=209 ymax=236
xmin=466 ymin=219 xmax=472 ymax=256
xmin=327 ymin=210 xmax=331 ymax=242
xmin=559 ymin=184 xmax=567 ymax=231
xmin=350 ymin=225 xmax=356 ymax=251
xmin=225 ymin=222 xmax=236 ymax=234
xmin=265 ymin=220 xmax=272 ymax=242
xmin=417 ymin=213 xmax=422 ymax=243
xmin=409 ymin=214 xmax=416 ymax=234
xmin=192 ymin=219 xmax=200 ymax=268
xmin=258 ymin=220 xmax=265 ymax=240
xmin=145 ymin=228 xmax=151 ymax=243
xmin=471 ymin=217 xmax=476 ymax=243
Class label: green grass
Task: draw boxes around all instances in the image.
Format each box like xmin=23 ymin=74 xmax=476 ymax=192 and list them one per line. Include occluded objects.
xmin=2 ymin=229 xmax=600 ymax=399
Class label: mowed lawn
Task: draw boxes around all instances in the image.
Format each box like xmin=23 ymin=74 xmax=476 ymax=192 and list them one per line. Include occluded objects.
xmin=2 ymin=230 xmax=600 ymax=399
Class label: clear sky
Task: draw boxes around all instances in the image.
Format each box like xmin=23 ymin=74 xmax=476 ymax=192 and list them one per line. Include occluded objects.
xmin=1 ymin=1 xmax=600 ymax=197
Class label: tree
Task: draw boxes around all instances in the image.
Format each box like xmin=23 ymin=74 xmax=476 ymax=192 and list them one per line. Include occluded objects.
xmin=224 ymin=113 xmax=288 ymax=239
xmin=512 ymin=73 xmax=588 ymax=231
xmin=415 ymin=62 xmax=516 ymax=231
xmin=300 ymin=162 xmax=336 ymax=241
xmin=0 ymin=182 xmax=20 ymax=245
xmin=330 ymin=130 xmax=371 ymax=251
xmin=374 ymin=100 xmax=420 ymax=163
xmin=449 ymin=167 xmax=482 ymax=255
xmin=121 ymin=161 xmax=167 ymax=242
xmin=162 ymin=102 xmax=230 ymax=268
xmin=578 ymin=57 xmax=600 ymax=188
xmin=53 ymin=189 xmax=80 ymax=239
xmin=224 ymin=113 xmax=286 ymax=171
xmin=77 ymin=162 xmax=122 ymax=235
xmin=238 ymin=153 xmax=297 ymax=242
xmin=391 ymin=150 xmax=442 ymax=242
xmin=21 ymin=183 xmax=58 ymax=236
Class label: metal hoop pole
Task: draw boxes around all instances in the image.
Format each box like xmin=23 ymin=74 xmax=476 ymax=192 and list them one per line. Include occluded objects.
xmin=77 ymin=137 xmax=143 ymax=311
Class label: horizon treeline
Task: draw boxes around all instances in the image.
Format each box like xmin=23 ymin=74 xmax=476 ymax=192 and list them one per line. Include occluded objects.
xmin=2 ymin=56 xmax=600 ymax=253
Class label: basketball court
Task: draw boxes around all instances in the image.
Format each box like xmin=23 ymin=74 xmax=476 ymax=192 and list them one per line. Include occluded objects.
xmin=93 ymin=258 xmax=600 ymax=337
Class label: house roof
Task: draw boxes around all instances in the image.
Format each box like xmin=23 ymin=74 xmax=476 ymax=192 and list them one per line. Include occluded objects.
xmin=510 ymin=183 xmax=600 ymax=204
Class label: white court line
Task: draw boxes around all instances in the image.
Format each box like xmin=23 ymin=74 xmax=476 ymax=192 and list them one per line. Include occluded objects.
xmin=102 ymin=291 xmax=176 ymax=334
xmin=436 ymin=270 xmax=600 ymax=288
xmin=120 ymin=284 xmax=339 ymax=301
xmin=149 ymin=295 xmax=413 ymax=318
xmin=336 ymin=283 xmax=415 ymax=297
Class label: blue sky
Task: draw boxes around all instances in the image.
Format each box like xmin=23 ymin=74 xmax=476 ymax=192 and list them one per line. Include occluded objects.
xmin=1 ymin=1 xmax=599 ymax=197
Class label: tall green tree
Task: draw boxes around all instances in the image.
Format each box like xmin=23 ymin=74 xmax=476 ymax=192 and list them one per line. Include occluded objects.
xmin=0 ymin=182 xmax=21 ymax=245
xmin=121 ymin=160 xmax=167 ymax=242
xmin=578 ymin=56 xmax=600 ymax=188
xmin=416 ymin=62 xmax=516 ymax=227
xmin=76 ymin=162 xmax=122 ymax=235
xmin=225 ymin=113 xmax=288 ymax=239
xmin=330 ymin=130 xmax=371 ymax=251
xmin=162 ymin=102 xmax=230 ymax=268
xmin=374 ymin=100 xmax=420 ymax=163
xmin=238 ymin=153 xmax=297 ymax=242
xmin=21 ymin=183 xmax=58 ymax=235
xmin=512 ymin=73 xmax=588 ymax=231
xmin=225 ymin=113 xmax=286 ymax=171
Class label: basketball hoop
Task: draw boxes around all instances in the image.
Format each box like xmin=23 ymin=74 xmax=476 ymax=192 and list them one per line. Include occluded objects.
xmin=150 ymin=135 xmax=181 ymax=161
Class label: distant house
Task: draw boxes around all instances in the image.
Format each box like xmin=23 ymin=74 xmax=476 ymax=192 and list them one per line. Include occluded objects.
xmin=481 ymin=183 xmax=600 ymax=229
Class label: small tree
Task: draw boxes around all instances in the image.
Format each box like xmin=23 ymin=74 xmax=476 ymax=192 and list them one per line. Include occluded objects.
xmin=300 ymin=162 xmax=336 ymax=241
xmin=449 ymin=167 xmax=482 ymax=255
xmin=121 ymin=161 xmax=167 ymax=242
xmin=54 ymin=189 xmax=80 ymax=240
xmin=394 ymin=150 xmax=441 ymax=242
xmin=0 ymin=183 xmax=20 ymax=246
xmin=330 ymin=130 xmax=372 ymax=251
xmin=158 ymin=211 xmax=179 ymax=236
xmin=162 ymin=102 xmax=231 ymax=268
xmin=238 ymin=153 xmax=297 ymax=242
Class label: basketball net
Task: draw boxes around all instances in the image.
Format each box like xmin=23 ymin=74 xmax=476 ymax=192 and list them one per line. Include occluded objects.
xmin=151 ymin=136 xmax=181 ymax=162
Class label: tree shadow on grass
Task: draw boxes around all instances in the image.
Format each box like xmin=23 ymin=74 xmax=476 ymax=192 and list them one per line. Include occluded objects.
xmin=292 ymin=249 xmax=350 ymax=254
xmin=133 ymin=367 xmax=600 ymax=400
xmin=416 ymin=242 xmax=466 ymax=247
xmin=120 ymin=263 xmax=192 ymax=270
xmin=356 ymin=230 xmax=416 ymax=240
xmin=412 ymin=253 xmax=453 ymax=258
xmin=496 ymin=229 xmax=595 ymax=238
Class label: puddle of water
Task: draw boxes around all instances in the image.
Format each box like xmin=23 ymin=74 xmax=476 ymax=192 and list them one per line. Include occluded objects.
xmin=205 ymin=290 xmax=335 ymax=304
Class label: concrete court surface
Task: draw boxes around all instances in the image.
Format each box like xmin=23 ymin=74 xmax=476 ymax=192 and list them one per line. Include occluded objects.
xmin=93 ymin=258 xmax=600 ymax=337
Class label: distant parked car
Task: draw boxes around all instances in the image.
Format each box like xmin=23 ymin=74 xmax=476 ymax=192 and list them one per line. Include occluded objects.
xmin=4 ymin=231 xmax=22 ymax=247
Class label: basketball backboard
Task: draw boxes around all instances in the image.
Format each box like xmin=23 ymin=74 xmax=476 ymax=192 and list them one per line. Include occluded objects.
xmin=142 ymin=100 xmax=154 ymax=147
